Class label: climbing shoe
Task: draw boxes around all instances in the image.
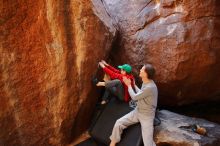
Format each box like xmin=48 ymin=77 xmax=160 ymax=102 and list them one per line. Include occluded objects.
xmin=92 ymin=77 xmax=99 ymax=86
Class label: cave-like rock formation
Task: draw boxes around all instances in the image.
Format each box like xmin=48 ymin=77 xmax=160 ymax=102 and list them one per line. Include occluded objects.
xmin=1 ymin=0 xmax=220 ymax=145
xmin=0 ymin=0 xmax=116 ymax=145
xmin=101 ymin=0 xmax=220 ymax=105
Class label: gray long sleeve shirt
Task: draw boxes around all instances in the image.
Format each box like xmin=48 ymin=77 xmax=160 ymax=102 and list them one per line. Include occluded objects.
xmin=128 ymin=80 xmax=158 ymax=115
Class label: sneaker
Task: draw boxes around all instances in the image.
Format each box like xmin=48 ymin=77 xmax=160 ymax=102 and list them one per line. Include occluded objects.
xmin=92 ymin=77 xmax=99 ymax=86
xmin=101 ymin=100 xmax=108 ymax=105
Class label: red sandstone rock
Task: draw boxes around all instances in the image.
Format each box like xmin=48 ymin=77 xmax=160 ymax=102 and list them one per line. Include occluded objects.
xmin=0 ymin=0 xmax=116 ymax=145
xmin=1 ymin=0 xmax=220 ymax=145
xmin=102 ymin=0 xmax=220 ymax=106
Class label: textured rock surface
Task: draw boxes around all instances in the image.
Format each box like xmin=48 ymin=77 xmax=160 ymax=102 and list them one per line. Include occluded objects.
xmin=155 ymin=110 xmax=220 ymax=146
xmin=102 ymin=0 xmax=220 ymax=105
xmin=70 ymin=109 xmax=220 ymax=146
xmin=0 ymin=0 xmax=116 ymax=145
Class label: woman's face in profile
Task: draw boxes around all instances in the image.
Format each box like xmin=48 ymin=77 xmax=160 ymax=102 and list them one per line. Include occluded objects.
xmin=139 ymin=66 xmax=146 ymax=78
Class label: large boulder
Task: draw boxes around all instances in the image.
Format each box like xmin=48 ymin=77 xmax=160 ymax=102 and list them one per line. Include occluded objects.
xmin=155 ymin=110 xmax=220 ymax=146
xmin=0 ymin=0 xmax=116 ymax=145
xmin=101 ymin=0 xmax=220 ymax=105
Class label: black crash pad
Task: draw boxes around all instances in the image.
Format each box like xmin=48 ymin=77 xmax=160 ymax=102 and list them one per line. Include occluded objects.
xmin=75 ymin=138 xmax=99 ymax=146
xmin=89 ymin=98 xmax=143 ymax=146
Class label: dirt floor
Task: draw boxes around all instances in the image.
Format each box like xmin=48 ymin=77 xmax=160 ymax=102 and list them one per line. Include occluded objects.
xmin=68 ymin=131 xmax=91 ymax=146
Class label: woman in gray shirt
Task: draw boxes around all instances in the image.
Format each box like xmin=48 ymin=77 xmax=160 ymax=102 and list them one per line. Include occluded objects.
xmin=109 ymin=64 xmax=158 ymax=146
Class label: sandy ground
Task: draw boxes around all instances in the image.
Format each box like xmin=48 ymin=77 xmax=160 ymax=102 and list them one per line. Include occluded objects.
xmin=67 ymin=131 xmax=91 ymax=146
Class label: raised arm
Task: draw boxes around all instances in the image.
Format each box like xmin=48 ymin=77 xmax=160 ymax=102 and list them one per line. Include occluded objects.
xmin=106 ymin=65 xmax=120 ymax=73
xmin=103 ymin=67 xmax=122 ymax=79
xmin=128 ymin=86 xmax=151 ymax=101
xmin=123 ymin=77 xmax=151 ymax=101
xmin=134 ymin=85 xmax=141 ymax=93
xmin=102 ymin=60 xmax=120 ymax=73
xmin=99 ymin=61 xmax=122 ymax=79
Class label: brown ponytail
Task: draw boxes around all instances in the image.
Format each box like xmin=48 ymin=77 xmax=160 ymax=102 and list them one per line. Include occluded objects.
xmin=144 ymin=64 xmax=155 ymax=79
